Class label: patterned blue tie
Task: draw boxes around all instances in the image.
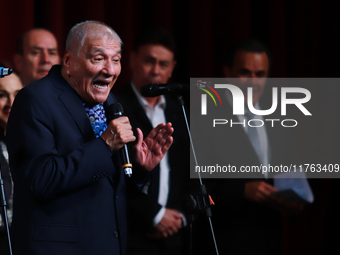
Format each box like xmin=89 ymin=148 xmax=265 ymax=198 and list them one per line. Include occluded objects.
xmin=83 ymin=103 xmax=107 ymax=137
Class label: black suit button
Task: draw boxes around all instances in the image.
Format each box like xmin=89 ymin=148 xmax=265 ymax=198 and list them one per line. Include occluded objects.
xmin=113 ymin=231 xmax=119 ymax=238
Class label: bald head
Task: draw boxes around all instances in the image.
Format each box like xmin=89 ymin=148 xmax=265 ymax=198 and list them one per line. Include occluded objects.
xmin=14 ymin=28 xmax=60 ymax=85
xmin=65 ymin=21 xmax=122 ymax=56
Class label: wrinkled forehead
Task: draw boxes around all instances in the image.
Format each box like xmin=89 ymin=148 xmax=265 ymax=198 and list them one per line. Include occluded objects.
xmin=79 ymin=36 xmax=121 ymax=55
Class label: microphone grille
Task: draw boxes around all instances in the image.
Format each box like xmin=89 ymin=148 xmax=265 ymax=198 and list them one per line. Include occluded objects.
xmin=108 ymin=103 xmax=124 ymax=121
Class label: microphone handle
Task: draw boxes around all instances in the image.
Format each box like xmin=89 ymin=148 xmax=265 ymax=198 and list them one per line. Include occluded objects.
xmin=107 ymin=103 xmax=133 ymax=177
xmin=121 ymin=145 xmax=132 ymax=177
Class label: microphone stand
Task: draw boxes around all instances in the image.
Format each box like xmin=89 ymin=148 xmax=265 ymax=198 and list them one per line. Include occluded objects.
xmin=177 ymin=95 xmax=219 ymax=255
xmin=0 ymin=162 xmax=13 ymax=255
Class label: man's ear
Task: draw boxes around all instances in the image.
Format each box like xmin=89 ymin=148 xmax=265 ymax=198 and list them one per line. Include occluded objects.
xmin=167 ymin=60 xmax=177 ymax=80
xmin=13 ymin=54 xmax=23 ymax=73
xmin=170 ymin=60 xmax=177 ymax=74
xmin=222 ymin=65 xmax=231 ymax=77
xmin=62 ymin=50 xmax=71 ymax=67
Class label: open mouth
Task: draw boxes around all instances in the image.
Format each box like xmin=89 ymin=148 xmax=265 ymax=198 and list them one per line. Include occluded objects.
xmin=93 ymin=81 xmax=110 ymax=90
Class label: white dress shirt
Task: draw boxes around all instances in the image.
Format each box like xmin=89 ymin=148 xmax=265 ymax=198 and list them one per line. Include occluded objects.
xmin=131 ymin=83 xmax=170 ymax=225
xmin=226 ymin=91 xmax=270 ymax=178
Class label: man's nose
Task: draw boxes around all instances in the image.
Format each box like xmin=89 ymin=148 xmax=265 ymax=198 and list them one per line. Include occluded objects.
xmin=5 ymin=95 xmax=14 ymax=108
xmin=249 ymin=73 xmax=259 ymax=85
xmin=40 ymin=51 xmax=51 ymax=63
xmin=8 ymin=95 xmax=15 ymax=107
xmin=151 ymin=64 xmax=160 ymax=75
xmin=103 ymin=60 xmax=116 ymax=76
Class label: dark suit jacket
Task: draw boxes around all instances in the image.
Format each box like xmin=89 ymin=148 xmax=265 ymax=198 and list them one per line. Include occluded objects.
xmin=7 ymin=65 xmax=128 ymax=255
xmin=193 ymin=98 xmax=298 ymax=255
xmin=115 ymin=83 xmax=190 ymax=254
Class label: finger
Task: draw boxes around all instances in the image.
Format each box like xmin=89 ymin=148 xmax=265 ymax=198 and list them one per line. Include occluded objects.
xmin=155 ymin=125 xmax=173 ymax=145
xmin=148 ymin=123 xmax=167 ymax=139
xmin=167 ymin=227 xmax=175 ymax=235
xmin=135 ymin=128 xmax=144 ymax=148
xmin=168 ymin=209 xmax=181 ymax=218
xmin=108 ymin=116 xmax=129 ymax=127
xmin=160 ymin=125 xmax=174 ymax=141
xmin=153 ymin=126 xmax=168 ymax=143
xmin=254 ymin=192 xmax=267 ymax=203
xmin=122 ymin=130 xmax=136 ymax=143
xmin=161 ymin=136 xmax=173 ymax=155
xmin=261 ymin=182 xmax=277 ymax=192
xmin=258 ymin=182 xmax=276 ymax=196
xmin=170 ymin=227 xmax=178 ymax=234
xmin=163 ymin=122 xmax=174 ymax=137
xmin=175 ymin=218 xmax=182 ymax=229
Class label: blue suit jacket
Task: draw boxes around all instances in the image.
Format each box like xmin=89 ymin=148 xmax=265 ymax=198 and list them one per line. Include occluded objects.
xmin=7 ymin=65 xmax=127 ymax=255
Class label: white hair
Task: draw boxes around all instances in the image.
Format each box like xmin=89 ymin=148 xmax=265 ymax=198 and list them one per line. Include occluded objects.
xmin=65 ymin=20 xmax=122 ymax=55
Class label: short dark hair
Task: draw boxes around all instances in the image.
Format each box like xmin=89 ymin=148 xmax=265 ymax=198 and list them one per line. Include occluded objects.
xmin=15 ymin=28 xmax=57 ymax=55
xmin=132 ymin=26 xmax=176 ymax=59
xmin=224 ymin=39 xmax=271 ymax=68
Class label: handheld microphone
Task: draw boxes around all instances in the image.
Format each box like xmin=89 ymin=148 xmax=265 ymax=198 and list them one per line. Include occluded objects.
xmin=141 ymin=83 xmax=189 ymax=97
xmin=0 ymin=67 xmax=13 ymax=78
xmin=107 ymin=103 xmax=132 ymax=177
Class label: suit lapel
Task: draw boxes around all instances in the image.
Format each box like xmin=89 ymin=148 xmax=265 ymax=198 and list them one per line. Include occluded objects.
xmin=50 ymin=68 xmax=94 ymax=138
xmin=58 ymin=90 xmax=94 ymax=138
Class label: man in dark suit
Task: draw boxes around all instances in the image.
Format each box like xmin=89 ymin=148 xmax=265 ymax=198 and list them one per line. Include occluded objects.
xmin=194 ymin=40 xmax=302 ymax=255
xmin=115 ymin=27 xmax=190 ymax=255
xmin=6 ymin=21 xmax=174 ymax=255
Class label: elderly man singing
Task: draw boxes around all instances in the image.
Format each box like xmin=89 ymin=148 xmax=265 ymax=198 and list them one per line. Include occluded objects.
xmin=6 ymin=21 xmax=174 ymax=255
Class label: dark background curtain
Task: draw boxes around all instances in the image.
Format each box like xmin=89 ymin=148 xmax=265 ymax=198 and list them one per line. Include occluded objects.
xmin=1 ymin=0 xmax=339 ymax=254
xmin=3 ymin=0 xmax=340 ymax=81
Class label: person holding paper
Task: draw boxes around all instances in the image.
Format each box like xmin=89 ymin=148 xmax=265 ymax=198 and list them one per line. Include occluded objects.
xmin=197 ymin=39 xmax=303 ymax=255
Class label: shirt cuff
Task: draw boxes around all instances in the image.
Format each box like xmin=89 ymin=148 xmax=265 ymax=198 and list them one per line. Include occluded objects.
xmin=153 ymin=207 xmax=166 ymax=227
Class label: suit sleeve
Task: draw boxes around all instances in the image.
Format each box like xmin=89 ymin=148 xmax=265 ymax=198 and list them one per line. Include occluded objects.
xmin=7 ymin=87 xmax=117 ymax=201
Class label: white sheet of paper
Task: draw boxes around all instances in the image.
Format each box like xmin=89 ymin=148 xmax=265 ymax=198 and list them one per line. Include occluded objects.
xmin=273 ymin=171 xmax=314 ymax=204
